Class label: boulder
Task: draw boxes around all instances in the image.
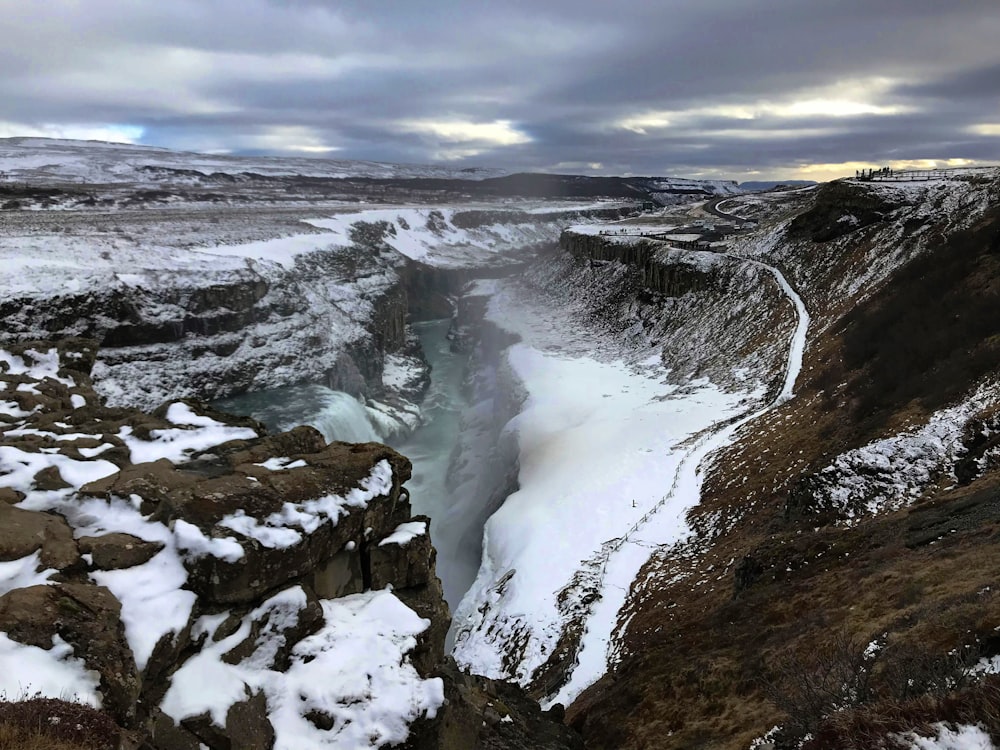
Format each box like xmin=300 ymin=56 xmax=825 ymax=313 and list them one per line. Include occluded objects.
xmin=222 ymin=584 xmax=323 ymax=671
xmin=174 ymin=443 xmax=411 ymax=605
xmin=369 ymin=516 xmax=435 ymax=590
xmin=215 ymin=425 xmax=328 ymax=467
xmin=79 ymin=458 xmax=199 ymax=512
xmin=150 ymin=709 xmax=205 ymax=750
xmin=182 ymin=690 xmax=274 ymax=750
xmin=78 ymin=532 xmax=165 ymax=570
xmin=32 ymin=465 xmax=72 ymax=491
xmin=395 ymin=576 xmax=451 ymax=677
xmin=0 ymin=487 xmax=24 ymax=505
xmin=0 ymin=504 xmax=79 ymax=570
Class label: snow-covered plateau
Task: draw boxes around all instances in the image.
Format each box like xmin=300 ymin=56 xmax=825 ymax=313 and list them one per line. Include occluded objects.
xmin=0 ymin=184 xmax=637 ymax=418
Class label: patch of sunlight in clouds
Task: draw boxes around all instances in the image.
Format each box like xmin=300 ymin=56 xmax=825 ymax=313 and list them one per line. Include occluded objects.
xmin=792 ymin=157 xmax=986 ymax=182
xmin=0 ymin=122 xmax=144 ymax=144
xmin=618 ymin=78 xmax=911 ymax=135
xmin=710 ymin=127 xmax=838 ymax=140
xmin=165 ymin=126 xmax=340 ymax=155
xmin=397 ymin=119 xmax=531 ymax=159
xmin=969 ymin=123 xmax=1000 ymax=136
xmin=545 ymin=161 xmax=605 ymax=172
xmin=239 ymin=126 xmax=340 ymax=154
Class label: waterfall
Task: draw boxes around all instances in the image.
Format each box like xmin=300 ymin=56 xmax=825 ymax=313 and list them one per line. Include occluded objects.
xmin=301 ymin=389 xmax=380 ymax=443
xmin=213 ymin=384 xmax=380 ymax=444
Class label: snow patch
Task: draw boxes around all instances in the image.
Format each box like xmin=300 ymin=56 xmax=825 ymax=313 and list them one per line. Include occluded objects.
xmin=217 ymin=460 xmax=394 ymax=549
xmin=117 ymin=404 xmax=259 ymax=465
xmin=895 ymin=723 xmax=996 ymax=750
xmin=255 ymin=457 xmax=309 ymax=471
xmin=0 ymin=551 xmax=56 ymax=597
xmin=0 ymin=633 xmax=102 ymax=707
xmin=378 ymin=521 xmax=427 ymax=547
xmin=811 ymin=381 xmax=1000 ymax=522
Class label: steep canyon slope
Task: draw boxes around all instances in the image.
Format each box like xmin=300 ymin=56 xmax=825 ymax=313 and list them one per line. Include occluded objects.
xmin=566 ymin=175 xmax=1000 ymax=749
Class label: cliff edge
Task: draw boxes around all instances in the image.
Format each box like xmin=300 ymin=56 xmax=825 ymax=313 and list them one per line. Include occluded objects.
xmin=0 ymin=339 xmax=581 ymax=749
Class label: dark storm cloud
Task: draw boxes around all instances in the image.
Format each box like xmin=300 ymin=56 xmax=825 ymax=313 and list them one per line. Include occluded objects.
xmin=898 ymin=63 xmax=1000 ymax=101
xmin=2 ymin=0 xmax=1000 ymax=179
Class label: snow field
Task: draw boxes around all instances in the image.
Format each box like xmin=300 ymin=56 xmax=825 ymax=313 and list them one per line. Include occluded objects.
xmin=303 ymin=207 xmax=569 ymax=267
xmin=810 ymin=379 xmax=1000 ymax=523
xmin=0 ymin=137 xmax=508 ymax=185
xmin=451 ymin=280 xmax=767 ymax=691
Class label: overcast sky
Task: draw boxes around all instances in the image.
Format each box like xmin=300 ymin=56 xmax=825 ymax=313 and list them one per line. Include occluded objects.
xmin=3 ymin=0 xmax=1000 ymax=181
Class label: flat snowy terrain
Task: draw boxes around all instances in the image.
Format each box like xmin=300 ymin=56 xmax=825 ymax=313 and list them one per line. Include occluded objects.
xmin=0 ymin=137 xmax=508 ymax=184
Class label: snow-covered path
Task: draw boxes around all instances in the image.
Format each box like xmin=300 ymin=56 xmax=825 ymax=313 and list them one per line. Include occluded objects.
xmin=548 ymin=256 xmax=810 ymax=707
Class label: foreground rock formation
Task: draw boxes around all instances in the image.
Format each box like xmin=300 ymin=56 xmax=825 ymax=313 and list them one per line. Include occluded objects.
xmin=0 ymin=339 xmax=582 ymax=749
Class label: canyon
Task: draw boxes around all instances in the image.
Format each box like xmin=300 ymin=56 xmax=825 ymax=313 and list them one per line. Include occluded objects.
xmin=1 ymin=139 xmax=999 ymax=749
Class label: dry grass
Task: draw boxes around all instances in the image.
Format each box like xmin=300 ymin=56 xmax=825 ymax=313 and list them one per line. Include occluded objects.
xmin=0 ymin=724 xmax=93 ymax=750
xmin=803 ymin=676 xmax=1000 ymax=750
xmin=0 ymin=699 xmax=119 ymax=750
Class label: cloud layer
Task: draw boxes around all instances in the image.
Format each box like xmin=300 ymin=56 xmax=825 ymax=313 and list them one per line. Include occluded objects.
xmin=3 ymin=0 xmax=1000 ymax=179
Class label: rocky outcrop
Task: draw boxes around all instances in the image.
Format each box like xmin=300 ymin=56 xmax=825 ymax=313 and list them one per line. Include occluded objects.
xmin=0 ymin=235 xmax=411 ymax=412
xmin=555 ymin=229 xmax=793 ymax=398
xmin=787 ymin=179 xmax=902 ymax=242
xmin=1 ymin=200 xmax=635 ymax=416
xmin=0 ymin=338 xmax=583 ymax=749
xmin=0 ymin=583 xmax=140 ymax=725
xmin=560 ymin=231 xmax=728 ymax=297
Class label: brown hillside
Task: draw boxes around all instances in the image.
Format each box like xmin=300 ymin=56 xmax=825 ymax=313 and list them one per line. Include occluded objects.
xmin=568 ymin=196 xmax=1000 ymax=749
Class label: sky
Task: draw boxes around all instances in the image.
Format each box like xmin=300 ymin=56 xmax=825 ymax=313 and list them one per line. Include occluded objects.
xmin=2 ymin=0 xmax=1000 ymax=182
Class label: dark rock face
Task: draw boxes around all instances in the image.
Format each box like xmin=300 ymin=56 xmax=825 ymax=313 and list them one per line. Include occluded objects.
xmin=733 ymin=554 xmax=765 ymax=595
xmin=182 ymin=691 xmax=275 ymax=750
xmin=370 ymin=515 xmax=436 ymax=590
xmin=560 ymin=232 xmax=722 ymax=297
xmin=787 ymin=180 xmax=901 ymax=242
xmin=405 ymin=659 xmax=586 ymax=750
xmin=1 ymin=240 xmax=412 ymax=411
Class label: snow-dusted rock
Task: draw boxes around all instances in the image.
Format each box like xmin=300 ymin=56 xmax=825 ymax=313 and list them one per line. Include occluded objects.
xmin=0 ymin=336 xmax=586 ymax=749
